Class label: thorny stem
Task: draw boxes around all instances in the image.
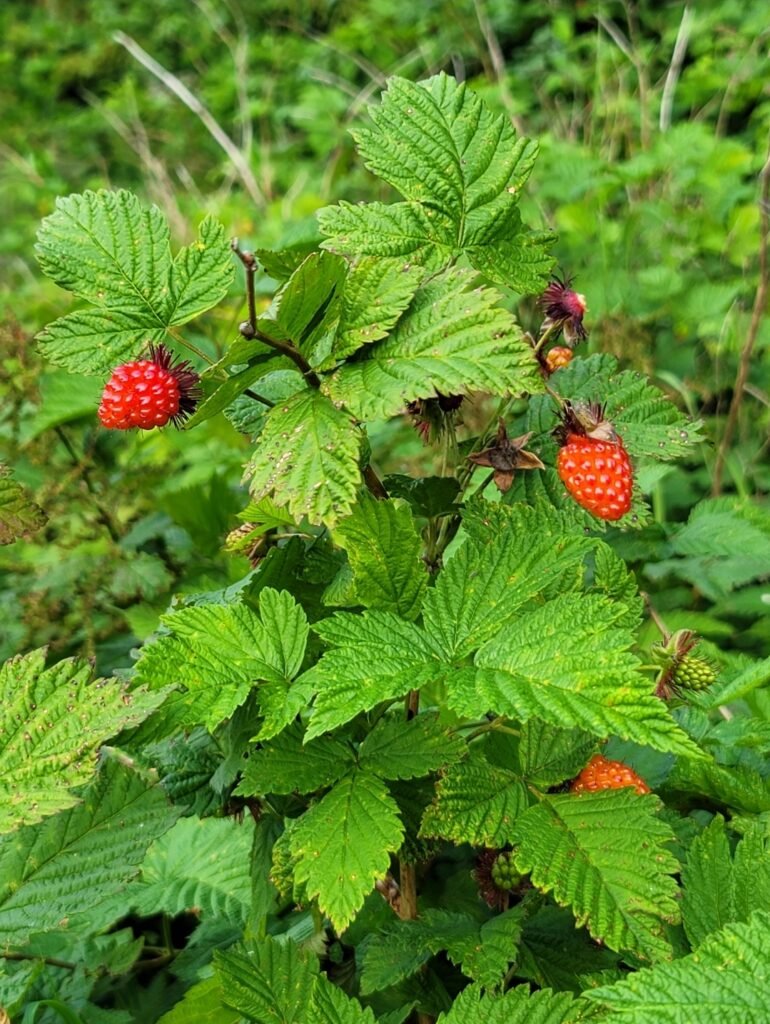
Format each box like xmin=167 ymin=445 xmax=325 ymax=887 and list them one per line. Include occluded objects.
xmin=713 ymin=134 xmax=770 ymax=495
xmin=232 ymin=239 xmax=322 ymax=387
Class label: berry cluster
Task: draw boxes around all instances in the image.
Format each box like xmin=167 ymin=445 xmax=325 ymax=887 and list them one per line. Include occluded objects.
xmin=490 ymin=851 xmax=522 ymax=892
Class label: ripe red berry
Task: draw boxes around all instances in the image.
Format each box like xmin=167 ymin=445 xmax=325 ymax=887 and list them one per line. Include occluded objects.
xmin=557 ymin=433 xmax=632 ymax=521
xmin=570 ymin=755 xmax=650 ymax=796
xmin=98 ymin=344 xmax=200 ymax=430
xmin=545 ymin=346 xmax=573 ymax=373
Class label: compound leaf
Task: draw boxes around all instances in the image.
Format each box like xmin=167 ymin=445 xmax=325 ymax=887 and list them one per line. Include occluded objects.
xmin=236 ymin=721 xmax=354 ymax=796
xmin=133 ymin=589 xmax=308 ymax=735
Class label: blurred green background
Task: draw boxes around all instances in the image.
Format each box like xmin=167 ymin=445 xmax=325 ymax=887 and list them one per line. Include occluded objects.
xmin=2 ymin=0 xmax=769 ymax=669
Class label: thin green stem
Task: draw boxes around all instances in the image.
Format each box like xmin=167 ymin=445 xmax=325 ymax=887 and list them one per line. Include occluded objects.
xmin=167 ymin=326 xmax=215 ymax=366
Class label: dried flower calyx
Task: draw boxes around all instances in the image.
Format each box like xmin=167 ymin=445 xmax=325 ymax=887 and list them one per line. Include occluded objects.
xmin=467 ymin=420 xmax=544 ymax=493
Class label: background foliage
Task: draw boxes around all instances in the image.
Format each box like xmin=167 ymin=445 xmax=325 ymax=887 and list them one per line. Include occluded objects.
xmin=2 ymin=1 xmax=770 ymax=1022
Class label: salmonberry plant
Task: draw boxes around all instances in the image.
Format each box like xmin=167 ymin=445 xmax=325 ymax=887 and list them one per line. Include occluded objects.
xmin=2 ymin=73 xmax=770 ymax=1024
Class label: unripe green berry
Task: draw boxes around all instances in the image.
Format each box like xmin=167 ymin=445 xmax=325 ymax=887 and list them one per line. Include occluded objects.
xmin=673 ymin=655 xmax=716 ymax=692
xmin=490 ymin=852 xmax=521 ymax=891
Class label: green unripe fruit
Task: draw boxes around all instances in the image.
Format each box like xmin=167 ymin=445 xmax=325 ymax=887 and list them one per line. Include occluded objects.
xmin=673 ymin=655 xmax=716 ymax=691
xmin=490 ymin=852 xmax=522 ymax=891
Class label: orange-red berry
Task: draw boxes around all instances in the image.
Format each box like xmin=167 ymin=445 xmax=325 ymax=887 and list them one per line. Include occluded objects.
xmin=570 ymin=754 xmax=650 ymax=796
xmin=545 ymin=346 xmax=573 ymax=373
xmin=556 ymin=433 xmax=632 ymax=521
xmin=98 ymin=344 xmax=200 ymax=430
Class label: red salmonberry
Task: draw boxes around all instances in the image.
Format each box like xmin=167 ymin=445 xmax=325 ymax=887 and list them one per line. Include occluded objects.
xmin=555 ymin=403 xmax=633 ymax=521
xmin=98 ymin=344 xmax=200 ymax=430
xmin=545 ymin=346 xmax=573 ymax=373
xmin=570 ymin=754 xmax=650 ymax=796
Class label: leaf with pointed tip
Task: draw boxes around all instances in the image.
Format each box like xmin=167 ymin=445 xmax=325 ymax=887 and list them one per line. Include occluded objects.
xmin=36 ymin=189 xmax=171 ymax=316
xmin=512 ymin=790 xmax=681 ymax=962
xmin=0 ymin=465 xmax=46 ymax=544
xmin=167 ymin=216 xmax=235 ymax=326
xmin=36 ymin=308 xmax=166 ymax=375
xmin=302 ymin=612 xmax=441 ymax=740
xmin=0 ymin=648 xmax=167 ymax=834
xmin=321 ymin=74 xmax=554 ymax=292
xmin=129 ymin=816 xmax=253 ymax=924
xmin=289 ymin=771 xmax=404 ymax=931
xmin=435 ymin=984 xmax=584 ymax=1024
xmin=333 ymin=493 xmax=427 ymax=619
xmin=236 ymin=721 xmax=354 ymax=796
xmin=214 ymin=936 xmax=318 ymax=1024
xmin=585 ymin=911 xmax=770 ymax=1022
xmin=309 ymin=979 xmax=378 ymax=1024
xmin=258 ymin=251 xmax=347 ymax=367
xmin=0 ymin=758 xmax=177 ymax=945
xmin=326 ymin=268 xmax=541 ymax=421
xmin=158 ymin=977 xmax=239 ymax=1024
xmin=246 ymin=388 xmax=361 ymax=527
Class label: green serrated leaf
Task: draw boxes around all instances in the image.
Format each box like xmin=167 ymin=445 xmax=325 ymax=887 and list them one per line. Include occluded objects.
xmin=0 ymin=649 xmax=166 ymax=834
xmin=420 ymin=751 xmax=528 ymax=847
xmin=586 ymin=911 xmax=770 ymax=1022
xmin=0 ymin=465 xmax=46 ymax=544
xmin=236 ymin=721 xmax=354 ymax=796
xmin=258 ymin=251 xmax=346 ymax=366
xmin=321 ymin=74 xmax=553 ymax=292
xmin=326 ymin=268 xmax=541 ymax=420
xmin=0 ymin=758 xmax=177 ymax=945
xmin=423 ymin=502 xmax=594 ymax=660
xmin=358 ymin=712 xmax=466 ymax=780
xmin=333 ymin=493 xmax=427 ymax=620
xmin=333 ymin=257 xmax=424 ymax=361
xmin=246 ymin=388 xmax=361 ymax=527
xmin=36 ymin=308 xmax=167 ymax=375
xmin=130 ymin=816 xmax=254 ymax=924
xmin=463 ymin=593 xmax=700 ymax=757
xmin=516 ymin=721 xmax=597 ymax=788
xmin=214 ymin=936 xmax=318 ymax=1024
xmin=513 ymin=791 xmax=681 ymax=963
xmin=133 ymin=588 xmax=309 ymax=735
xmin=435 ymin=983 xmax=584 ymax=1024
xmin=167 ymin=216 xmax=235 ymax=326
xmin=36 ymin=189 xmax=171 ymax=316
xmin=544 ymin=353 xmax=703 ymax=461
xmin=680 ymin=815 xmax=735 ymax=949
xmin=158 ymin=977 xmax=239 ymax=1024
xmin=302 ymin=612 xmax=440 ymax=740
xmin=309 ymin=977 xmax=378 ymax=1024
xmin=290 ymin=771 xmax=404 ymax=931
xmin=384 ymin=474 xmax=461 ymax=518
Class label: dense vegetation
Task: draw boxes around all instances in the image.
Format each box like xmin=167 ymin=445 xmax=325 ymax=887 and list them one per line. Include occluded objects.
xmin=1 ymin=3 xmax=770 ymax=1023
